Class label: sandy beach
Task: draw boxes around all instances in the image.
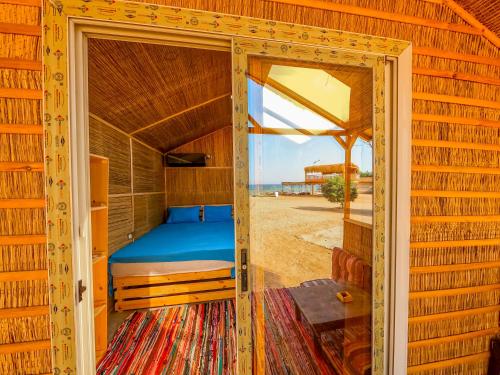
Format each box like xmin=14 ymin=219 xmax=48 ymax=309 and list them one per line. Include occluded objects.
xmin=250 ymin=193 xmax=372 ymax=289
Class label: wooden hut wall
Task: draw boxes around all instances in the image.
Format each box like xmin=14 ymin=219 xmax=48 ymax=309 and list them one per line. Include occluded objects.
xmin=165 ymin=126 xmax=234 ymax=206
xmin=89 ymin=116 xmax=165 ymax=255
xmin=0 ymin=0 xmax=499 ymax=373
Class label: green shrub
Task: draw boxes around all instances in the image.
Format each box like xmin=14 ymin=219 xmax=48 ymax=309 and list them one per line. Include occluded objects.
xmin=321 ymin=175 xmax=358 ymax=207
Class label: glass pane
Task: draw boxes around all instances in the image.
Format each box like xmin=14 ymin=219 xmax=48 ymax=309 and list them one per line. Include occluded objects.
xmin=248 ymin=56 xmax=374 ymax=375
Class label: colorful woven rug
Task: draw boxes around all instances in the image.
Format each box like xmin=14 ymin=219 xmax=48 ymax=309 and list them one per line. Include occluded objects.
xmin=97 ymin=300 xmax=236 ymax=375
xmin=258 ymin=288 xmax=336 ymax=375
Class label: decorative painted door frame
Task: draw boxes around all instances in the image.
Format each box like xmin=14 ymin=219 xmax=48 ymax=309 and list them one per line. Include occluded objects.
xmin=43 ymin=0 xmax=411 ymax=373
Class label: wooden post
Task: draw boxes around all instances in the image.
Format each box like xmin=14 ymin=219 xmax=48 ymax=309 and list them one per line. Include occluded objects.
xmin=344 ymin=135 xmax=357 ymax=219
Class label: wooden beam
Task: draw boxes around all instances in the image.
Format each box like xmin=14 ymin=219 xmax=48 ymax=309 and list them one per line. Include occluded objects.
xmin=407 ymin=352 xmax=490 ymax=373
xmin=412 ymin=164 xmax=500 ymax=175
xmin=411 ymin=261 xmax=500 ymax=274
xmin=250 ymin=74 xmax=348 ymax=128
xmin=130 ymin=93 xmax=231 ymax=135
xmin=408 ymin=305 xmax=500 ymax=324
xmin=413 ymin=67 xmax=500 ymax=86
xmin=411 ymin=190 xmax=500 ymax=198
xmin=412 ymin=113 xmax=500 ymax=128
xmin=409 ymin=283 xmax=500 ymax=299
xmin=0 ymin=340 xmax=51 ymax=354
xmin=0 ymin=88 xmax=42 ymax=100
xmin=334 ymin=135 xmax=347 ymax=149
xmin=0 ymin=234 xmax=46 ymax=245
xmin=413 ymin=47 xmax=500 ymax=67
xmin=410 ymin=238 xmax=500 ymax=249
xmin=0 ymin=124 xmax=43 ymax=134
xmin=443 ymin=0 xmax=500 ymax=49
xmin=0 ymin=270 xmax=48 ymax=282
xmin=413 ymin=139 xmax=500 ymax=152
xmin=413 ymin=92 xmax=500 ymax=110
xmin=0 ymin=162 xmax=43 ymax=172
xmin=265 ymin=0 xmax=481 ymax=35
xmin=0 ymin=23 xmax=40 ymax=36
xmin=115 ymin=279 xmax=235 ymax=300
xmin=407 ymin=327 xmax=500 ymax=349
xmin=0 ymin=58 xmax=42 ymax=71
xmin=0 ymin=0 xmax=41 ymax=5
xmin=89 ymin=113 xmax=163 ymax=154
xmin=0 ymin=199 xmax=45 ymax=208
xmin=343 ymin=135 xmax=357 ymax=220
xmin=248 ymin=116 xmax=347 ymax=137
xmin=411 ymin=215 xmax=500 ymax=223
xmin=0 ymin=305 xmax=49 ymax=319
xmin=116 ymin=289 xmax=235 ymax=311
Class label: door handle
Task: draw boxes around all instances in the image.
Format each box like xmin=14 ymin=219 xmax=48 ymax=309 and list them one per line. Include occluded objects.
xmin=241 ymin=248 xmax=248 ymax=292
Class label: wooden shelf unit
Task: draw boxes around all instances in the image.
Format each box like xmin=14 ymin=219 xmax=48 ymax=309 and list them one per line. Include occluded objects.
xmin=89 ymin=154 xmax=109 ymax=364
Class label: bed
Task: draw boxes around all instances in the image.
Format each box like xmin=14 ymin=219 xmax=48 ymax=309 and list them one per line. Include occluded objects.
xmin=109 ymin=219 xmax=236 ymax=311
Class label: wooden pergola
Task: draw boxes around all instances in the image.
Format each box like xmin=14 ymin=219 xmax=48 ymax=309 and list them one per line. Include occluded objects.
xmin=248 ymin=57 xmax=373 ymax=219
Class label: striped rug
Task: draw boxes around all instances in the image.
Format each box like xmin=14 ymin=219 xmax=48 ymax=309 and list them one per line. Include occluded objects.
xmin=97 ymin=300 xmax=236 ymax=375
xmin=259 ymin=288 xmax=336 ymax=375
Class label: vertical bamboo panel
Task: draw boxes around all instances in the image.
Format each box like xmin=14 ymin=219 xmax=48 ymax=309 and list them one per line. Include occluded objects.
xmin=0 ymin=1 xmax=51 ymax=374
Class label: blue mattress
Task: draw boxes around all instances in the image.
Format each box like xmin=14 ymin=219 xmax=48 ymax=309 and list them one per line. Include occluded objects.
xmin=109 ymin=220 xmax=235 ymax=265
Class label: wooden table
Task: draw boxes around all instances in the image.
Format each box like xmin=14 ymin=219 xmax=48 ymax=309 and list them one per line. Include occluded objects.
xmin=289 ymin=281 xmax=371 ymax=350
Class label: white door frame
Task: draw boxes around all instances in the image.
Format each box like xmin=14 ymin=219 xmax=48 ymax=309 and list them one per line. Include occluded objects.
xmin=67 ymin=18 xmax=411 ymax=375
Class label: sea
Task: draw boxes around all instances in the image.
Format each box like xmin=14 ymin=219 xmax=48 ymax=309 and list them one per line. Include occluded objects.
xmin=249 ymin=184 xmax=283 ymax=195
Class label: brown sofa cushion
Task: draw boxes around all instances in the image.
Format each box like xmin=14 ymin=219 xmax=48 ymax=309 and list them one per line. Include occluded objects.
xmin=331 ymin=247 xmax=371 ymax=293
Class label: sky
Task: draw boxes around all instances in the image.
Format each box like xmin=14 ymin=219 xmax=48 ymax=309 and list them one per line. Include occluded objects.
xmin=248 ymin=71 xmax=373 ymax=185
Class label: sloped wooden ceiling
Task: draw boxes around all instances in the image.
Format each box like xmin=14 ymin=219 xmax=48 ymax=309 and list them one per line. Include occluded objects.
xmin=87 ymin=39 xmax=232 ymax=153
xmin=455 ymin=0 xmax=500 ymax=36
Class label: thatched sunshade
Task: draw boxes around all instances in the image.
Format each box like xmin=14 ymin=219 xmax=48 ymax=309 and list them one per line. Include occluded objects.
xmin=304 ymin=163 xmax=359 ymax=175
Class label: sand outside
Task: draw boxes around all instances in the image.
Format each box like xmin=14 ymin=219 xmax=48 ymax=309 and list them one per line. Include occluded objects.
xmin=250 ymin=193 xmax=372 ymax=288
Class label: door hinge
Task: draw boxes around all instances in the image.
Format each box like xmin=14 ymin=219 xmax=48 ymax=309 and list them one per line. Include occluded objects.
xmin=77 ymin=279 xmax=87 ymax=303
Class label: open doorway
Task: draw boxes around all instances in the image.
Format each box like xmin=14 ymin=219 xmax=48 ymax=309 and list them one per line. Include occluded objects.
xmin=85 ymin=38 xmax=237 ymax=373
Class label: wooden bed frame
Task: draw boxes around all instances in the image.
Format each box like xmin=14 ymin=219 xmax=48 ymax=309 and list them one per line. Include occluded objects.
xmin=113 ymin=205 xmax=236 ymax=311
xmin=114 ymin=267 xmax=235 ymax=311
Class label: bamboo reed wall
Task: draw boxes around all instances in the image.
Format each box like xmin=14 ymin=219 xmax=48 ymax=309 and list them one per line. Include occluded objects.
xmin=165 ymin=126 xmax=234 ymax=206
xmin=90 ymin=116 xmax=165 ymax=254
xmin=343 ymin=218 xmax=372 ymax=264
xmin=1 ymin=0 xmax=499 ymax=373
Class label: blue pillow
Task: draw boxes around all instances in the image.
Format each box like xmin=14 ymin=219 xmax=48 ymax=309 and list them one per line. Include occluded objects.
xmin=166 ymin=206 xmax=200 ymax=224
xmin=204 ymin=205 xmax=232 ymax=222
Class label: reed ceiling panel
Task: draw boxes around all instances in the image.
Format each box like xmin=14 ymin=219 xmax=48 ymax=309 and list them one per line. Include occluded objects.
xmin=87 ymin=38 xmax=232 ymax=135
xmin=135 ymin=95 xmax=232 ymax=152
xmin=455 ymin=0 xmax=500 ymax=37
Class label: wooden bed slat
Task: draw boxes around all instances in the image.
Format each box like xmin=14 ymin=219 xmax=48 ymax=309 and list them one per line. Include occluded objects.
xmin=113 ymin=268 xmax=232 ymax=288
xmin=115 ymin=289 xmax=235 ymax=311
xmin=115 ymin=278 xmax=235 ymax=300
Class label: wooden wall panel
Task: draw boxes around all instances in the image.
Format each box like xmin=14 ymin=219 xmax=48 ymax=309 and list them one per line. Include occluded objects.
xmin=165 ymin=168 xmax=233 ymax=206
xmin=108 ymin=196 xmax=133 ymax=255
xmin=170 ymin=126 xmax=233 ymax=167
xmin=165 ymin=127 xmax=234 ymax=206
xmin=132 ymin=140 xmax=164 ymax=193
xmin=133 ymin=194 xmax=165 ymax=238
xmin=89 ymin=116 xmax=131 ymax=195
